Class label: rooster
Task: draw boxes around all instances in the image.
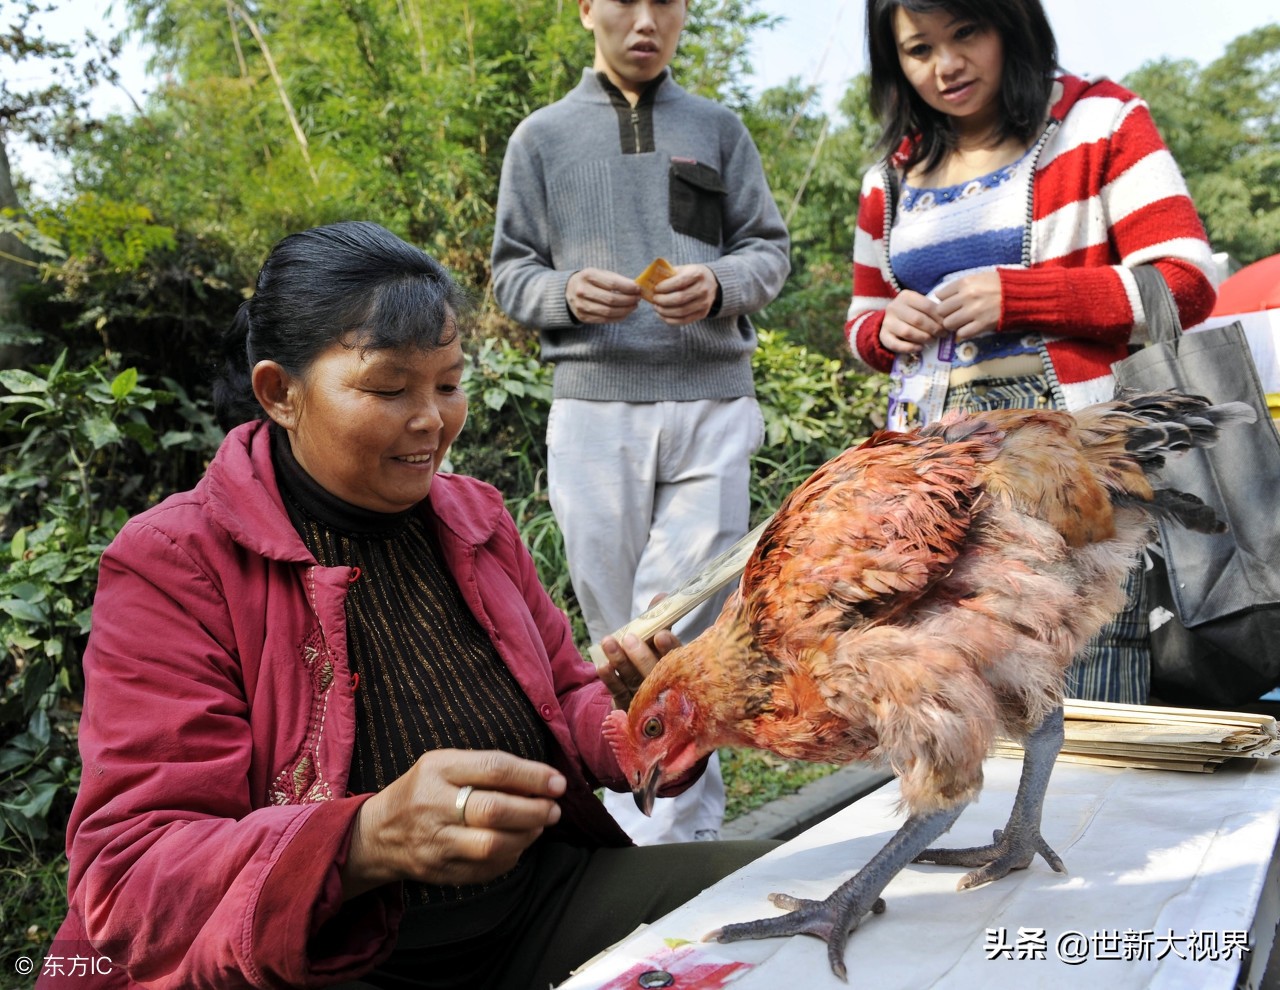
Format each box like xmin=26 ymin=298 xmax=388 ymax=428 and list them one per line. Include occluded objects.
xmin=604 ymin=391 xmax=1252 ymax=979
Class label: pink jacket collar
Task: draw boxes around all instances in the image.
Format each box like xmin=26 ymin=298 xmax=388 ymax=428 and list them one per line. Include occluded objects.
xmin=204 ymin=420 xmax=503 ymax=559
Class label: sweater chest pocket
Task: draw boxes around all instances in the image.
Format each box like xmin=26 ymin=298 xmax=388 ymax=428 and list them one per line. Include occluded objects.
xmin=669 ymin=159 xmax=726 ymax=246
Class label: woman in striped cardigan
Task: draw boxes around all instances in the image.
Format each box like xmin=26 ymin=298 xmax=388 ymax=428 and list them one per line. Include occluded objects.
xmin=844 ymin=0 xmax=1217 ymax=703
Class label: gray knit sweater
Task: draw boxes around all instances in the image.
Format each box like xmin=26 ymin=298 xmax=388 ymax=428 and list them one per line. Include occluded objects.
xmin=490 ymin=69 xmax=790 ymax=402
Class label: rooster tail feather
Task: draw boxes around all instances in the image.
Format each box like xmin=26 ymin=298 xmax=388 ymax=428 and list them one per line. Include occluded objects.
xmin=1118 ymin=392 xmax=1256 ymax=468
xmin=1104 ymin=390 xmax=1254 ymax=534
xmin=1116 ymin=488 xmax=1226 ymax=535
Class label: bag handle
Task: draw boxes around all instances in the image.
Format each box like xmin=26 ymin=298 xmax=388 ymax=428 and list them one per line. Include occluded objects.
xmin=1132 ymin=265 xmax=1185 ymax=345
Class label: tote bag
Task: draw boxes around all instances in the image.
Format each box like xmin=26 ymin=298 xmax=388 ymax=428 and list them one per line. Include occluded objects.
xmin=1112 ymin=265 xmax=1280 ymax=707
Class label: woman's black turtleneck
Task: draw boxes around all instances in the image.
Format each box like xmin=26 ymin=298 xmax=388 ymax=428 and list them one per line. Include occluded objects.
xmin=269 ymin=425 xmax=550 ymax=905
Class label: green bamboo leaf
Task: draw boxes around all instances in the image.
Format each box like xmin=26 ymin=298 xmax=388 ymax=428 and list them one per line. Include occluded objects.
xmin=20 ymin=657 xmax=54 ymax=709
xmin=47 ymin=349 xmax=67 ymax=382
xmin=0 ymin=748 xmax=32 ymax=775
xmin=72 ymin=606 xmax=94 ymax=634
xmin=28 ymin=555 xmax=67 ymax=581
xmin=7 ymin=582 xmax=47 ymax=603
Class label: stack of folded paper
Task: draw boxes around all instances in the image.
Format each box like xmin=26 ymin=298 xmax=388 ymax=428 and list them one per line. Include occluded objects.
xmin=995 ymin=699 xmax=1280 ymax=772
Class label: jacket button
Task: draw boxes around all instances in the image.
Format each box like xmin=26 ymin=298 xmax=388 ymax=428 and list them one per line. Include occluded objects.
xmin=539 ymin=703 xmax=554 ymax=720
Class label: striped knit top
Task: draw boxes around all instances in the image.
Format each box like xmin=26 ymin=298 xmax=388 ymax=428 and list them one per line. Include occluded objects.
xmin=891 ymin=148 xmax=1031 ymax=296
xmin=846 ymin=74 xmax=1217 ymax=412
xmin=270 ymin=427 xmax=550 ymax=906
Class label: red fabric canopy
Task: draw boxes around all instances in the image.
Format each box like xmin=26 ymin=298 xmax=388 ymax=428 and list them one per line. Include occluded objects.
xmin=1212 ymin=254 xmax=1280 ymax=316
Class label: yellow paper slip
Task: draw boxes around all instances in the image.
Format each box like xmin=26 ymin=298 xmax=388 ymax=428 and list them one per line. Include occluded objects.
xmin=635 ymin=257 xmax=677 ymax=303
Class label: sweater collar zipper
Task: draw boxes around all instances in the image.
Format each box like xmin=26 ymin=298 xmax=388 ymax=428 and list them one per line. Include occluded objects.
xmin=596 ymin=70 xmax=661 ymax=155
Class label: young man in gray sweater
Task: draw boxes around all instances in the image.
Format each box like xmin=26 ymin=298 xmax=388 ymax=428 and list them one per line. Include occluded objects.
xmin=490 ymin=0 xmax=790 ymax=844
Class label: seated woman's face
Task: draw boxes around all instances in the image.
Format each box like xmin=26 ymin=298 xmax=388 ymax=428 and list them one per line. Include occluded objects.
xmin=286 ymin=333 xmax=468 ymax=512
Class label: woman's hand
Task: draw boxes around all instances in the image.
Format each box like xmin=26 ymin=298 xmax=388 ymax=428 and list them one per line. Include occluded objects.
xmin=595 ymin=628 xmax=681 ymax=711
xmin=879 ymin=290 xmax=945 ymax=353
xmin=566 ymin=268 xmax=642 ymax=323
xmin=341 ymin=749 xmax=565 ymax=899
xmin=651 ymin=264 xmax=719 ymax=326
xmin=935 ymin=271 xmax=1003 ymax=340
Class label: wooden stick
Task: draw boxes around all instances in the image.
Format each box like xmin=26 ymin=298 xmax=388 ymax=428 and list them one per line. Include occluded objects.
xmin=995 ymin=700 xmax=1280 ymax=771
xmin=992 ymin=746 xmax=1220 ymax=773
xmin=1066 ymin=698 xmax=1278 ymax=728
xmin=587 ymin=515 xmax=774 ymax=669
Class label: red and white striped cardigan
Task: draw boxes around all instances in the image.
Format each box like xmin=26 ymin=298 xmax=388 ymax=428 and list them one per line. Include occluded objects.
xmin=845 ymin=74 xmax=1217 ymax=411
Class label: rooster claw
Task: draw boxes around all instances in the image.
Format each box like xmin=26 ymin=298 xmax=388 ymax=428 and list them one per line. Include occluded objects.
xmin=707 ymin=894 xmax=886 ymax=982
xmin=914 ymin=826 xmax=1066 ymax=889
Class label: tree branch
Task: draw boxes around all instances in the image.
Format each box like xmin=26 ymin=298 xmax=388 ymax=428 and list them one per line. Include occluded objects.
xmin=229 ymin=2 xmax=318 ymax=186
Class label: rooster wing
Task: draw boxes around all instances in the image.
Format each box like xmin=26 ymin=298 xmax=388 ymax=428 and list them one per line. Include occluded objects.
xmin=741 ymin=431 xmax=990 ymax=655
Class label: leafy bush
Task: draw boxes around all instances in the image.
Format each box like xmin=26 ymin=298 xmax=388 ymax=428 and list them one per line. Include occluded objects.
xmin=452 ymin=334 xmax=555 ymax=500
xmin=451 ymin=335 xmax=582 ymax=638
xmin=750 ymin=328 xmax=888 ymax=522
xmin=15 ymin=200 xmax=244 ymax=405
xmin=0 ymin=352 xmax=220 ymax=943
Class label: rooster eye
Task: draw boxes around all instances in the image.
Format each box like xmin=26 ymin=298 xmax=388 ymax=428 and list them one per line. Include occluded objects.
xmin=642 ymin=716 xmax=664 ymax=739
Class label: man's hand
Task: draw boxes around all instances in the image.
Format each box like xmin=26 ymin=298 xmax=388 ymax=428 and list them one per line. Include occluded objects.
xmin=596 ymin=628 xmax=681 ymax=711
xmin=651 ymin=264 xmax=720 ymax=326
xmin=566 ymin=268 xmax=642 ymax=323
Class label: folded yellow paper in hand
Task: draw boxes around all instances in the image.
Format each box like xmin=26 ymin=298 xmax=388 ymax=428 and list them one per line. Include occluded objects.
xmin=635 ymin=257 xmax=677 ymax=303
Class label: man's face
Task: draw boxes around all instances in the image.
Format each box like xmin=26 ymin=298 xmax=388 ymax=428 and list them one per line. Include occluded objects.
xmin=579 ymin=0 xmax=687 ymax=103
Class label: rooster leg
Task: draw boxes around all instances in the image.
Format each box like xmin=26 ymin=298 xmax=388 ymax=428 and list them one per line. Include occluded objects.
xmin=913 ymin=705 xmax=1067 ymax=889
xmin=708 ymin=803 xmax=965 ymax=980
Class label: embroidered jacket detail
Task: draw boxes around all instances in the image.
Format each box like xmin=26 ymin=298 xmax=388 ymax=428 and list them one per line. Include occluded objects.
xmin=269 ymin=626 xmax=337 ymax=805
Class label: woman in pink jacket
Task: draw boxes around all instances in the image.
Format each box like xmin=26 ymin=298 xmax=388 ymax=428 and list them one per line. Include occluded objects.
xmin=43 ymin=221 xmax=772 ymax=989
xmin=843 ymin=0 xmax=1217 ymax=705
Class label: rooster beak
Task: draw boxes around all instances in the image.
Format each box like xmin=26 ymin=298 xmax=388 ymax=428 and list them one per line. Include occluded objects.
xmin=633 ymin=765 xmax=661 ymax=816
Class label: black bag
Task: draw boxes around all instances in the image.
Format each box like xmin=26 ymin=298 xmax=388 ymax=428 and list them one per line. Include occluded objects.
xmin=1112 ymin=266 xmax=1280 ymax=707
